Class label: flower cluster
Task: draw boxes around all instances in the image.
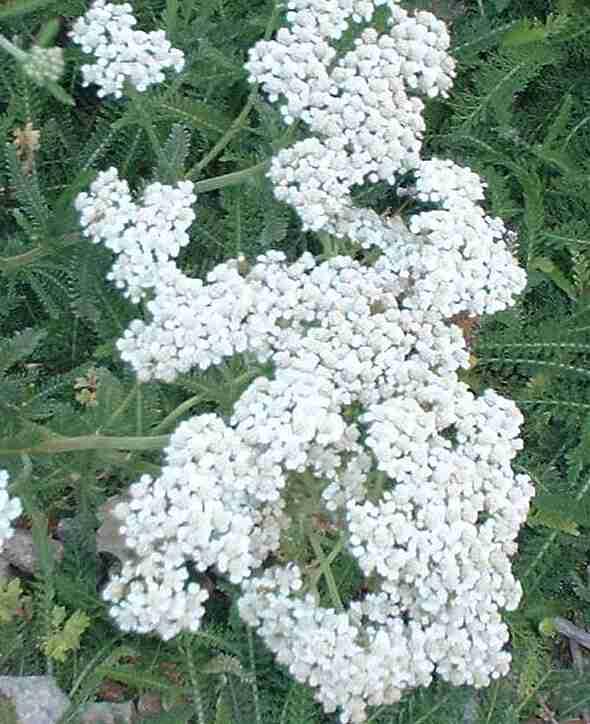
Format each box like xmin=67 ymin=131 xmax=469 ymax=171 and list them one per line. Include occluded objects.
xmin=103 ymin=416 xmax=288 ymax=639
xmin=246 ymin=0 xmax=526 ymax=317
xmin=0 ymin=470 xmax=22 ymax=554
xmin=76 ymin=0 xmax=534 ymax=721
xmin=245 ymin=0 xmax=454 ymax=229
xmin=236 ymin=380 xmax=533 ymax=724
xmin=384 ymin=159 xmax=525 ymax=316
xmin=70 ymin=0 xmax=185 ymax=98
xmin=22 ymin=45 xmax=65 ymax=84
xmin=74 ymin=167 xmax=196 ymax=303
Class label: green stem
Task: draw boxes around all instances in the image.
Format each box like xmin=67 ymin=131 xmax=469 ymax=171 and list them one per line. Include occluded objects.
xmin=97 ymin=450 xmax=162 ymax=475
xmin=308 ymin=530 xmax=344 ymax=613
xmin=372 ymin=471 xmax=386 ymax=502
xmin=99 ymin=383 xmax=138 ymax=433
xmin=0 ymin=33 xmax=27 ymax=62
xmin=192 ymin=160 xmax=270 ymax=193
xmin=129 ymin=88 xmax=163 ymax=156
xmin=0 ymin=235 xmax=81 ymax=272
xmin=136 ymin=384 xmax=143 ymax=436
xmin=67 ymin=638 xmax=123 ymax=703
xmin=183 ymin=638 xmax=206 ymax=724
xmin=1 ymin=433 xmax=170 ymax=457
xmin=186 ymin=90 xmax=259 ymax=181
xmin=300 ymin=468 xmax=323 ymax=508
xmin=152 ymin=394 xmax=204 ymax=433
xmin=247 ymin=627 xmax=262 ymax=724
xmin=185 ymin=0 xmax=280 ymax=181
xmin=319 ymin=232 xmax=334 ymax=258
xmin=0 ymin=246 xmax=45 ymax=271
xmin=187 ymin=118 xmax=298 ymax=193
xmin=308 ymin=535 xmax=344 ymax=591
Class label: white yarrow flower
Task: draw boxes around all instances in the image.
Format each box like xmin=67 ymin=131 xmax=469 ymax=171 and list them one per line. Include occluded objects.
xmin=70 ymin=0 xmax=185 ymax=98
xmin=0 ymin=470 xmax=22 ymax=553
xmin=74 ymin=0 xmax=533 ymax=720
xmin=22 ymin=46 xmax=65 ymax=84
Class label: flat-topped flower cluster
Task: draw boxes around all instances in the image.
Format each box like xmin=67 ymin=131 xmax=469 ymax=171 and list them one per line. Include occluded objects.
xmin=75 ymin=167 xmax=196 ymax=304
xmin=70 ymin=0 xmax=185 ymax=98
xmin=22 ymin=45 xmax=65 ymax=85
xmin=75 ymin=0 xmax=533 ymax=722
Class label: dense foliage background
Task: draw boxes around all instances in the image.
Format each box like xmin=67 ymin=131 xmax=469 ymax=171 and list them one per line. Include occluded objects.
xmin=1 ymin=0 xmax=590 ymax=721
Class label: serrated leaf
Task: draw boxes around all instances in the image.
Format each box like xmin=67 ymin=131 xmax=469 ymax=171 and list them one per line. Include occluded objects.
xmin=66 ymin=645 xmax=139 ymax=708
xmin=156 ymin=124 xmax=191 ymax=184
xmin=454 ymin=44 xmax=560 ymax=128
xmin=96 ymin=666 xmax=187 ymax=696
xmin=530 ymin=257 xmax=577 ymax=299
xmin=0 ymin=328 xmax=46 ymax=376
xmin=501 ymin=19 xmax=550 ymax=47
xmin=528 ymin=508 xmax=580 ymax=536
xmin=545 ymin=670 xmax=590 ymax=716
xmin=5 ymin=144 xmax=50 ymax=231
xmin=0 ymin=578 xmax=24 ymax=624
xmin=203 ymin=654 xmax=253 ymax=683
xmin=158 ymin=97 xmax=233 ymax=135
xmin=259 ymin=213 xmax=288 ymax=247
xmin=45 ymin=80 xmax=75 ymax=108
xmin=556 ymin=0 xmax=590 ymax=13
xmin=43 ymin=608 xmax=91 ymax=662
xmin=521 ymin=596 xmax=569 ymax=624
xmin=543 ymin=93 xmax=574 ymax=148
xmin=531 ymin=492 xmax=590 ymax=526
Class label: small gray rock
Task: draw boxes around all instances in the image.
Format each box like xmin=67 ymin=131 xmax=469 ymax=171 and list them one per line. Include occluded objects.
xmin=0 ymin=676 xmax=70 ymax=724
xmin=0 ymin=530 xmax=64 ymax=574
xmin=78 ymin=701 xmax=136 ymax=723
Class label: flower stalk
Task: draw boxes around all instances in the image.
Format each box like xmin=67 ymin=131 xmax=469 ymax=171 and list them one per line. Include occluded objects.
xmin=1 ymin=434 xmax=170 ymax=457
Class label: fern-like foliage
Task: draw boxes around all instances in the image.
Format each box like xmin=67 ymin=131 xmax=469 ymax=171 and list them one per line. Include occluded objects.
xmin=1 ymin=0 xmax=590 ymax=722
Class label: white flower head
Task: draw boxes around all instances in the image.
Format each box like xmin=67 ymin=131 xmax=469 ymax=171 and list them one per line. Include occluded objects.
xmin=0 ymin=470 xmax=22 ymax=553
xmin=70 ymin=0 xmax=185 ymax=98
xmin=75 ymin=0 xmax=533 ymax=720
xmin=246 ymin=0 xmax=525 ymax=317
xmin=22 ymin=46 xmax=65 ymax=84
xmin=75 ymin=168 xmax=196 ymax=303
